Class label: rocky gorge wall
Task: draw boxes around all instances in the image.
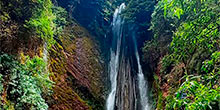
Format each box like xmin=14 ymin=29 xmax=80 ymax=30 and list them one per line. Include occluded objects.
xmin=0 ymin=0 xmax=158 ymax=110
xmin=0 ymin=0 xmax=106 ymax=109
xmin=48 ymin=22 xmax=105 ymax=110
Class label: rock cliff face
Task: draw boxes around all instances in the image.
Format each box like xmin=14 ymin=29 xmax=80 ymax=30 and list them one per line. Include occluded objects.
xmin=48 ymin=23 xmax=105 ymax=109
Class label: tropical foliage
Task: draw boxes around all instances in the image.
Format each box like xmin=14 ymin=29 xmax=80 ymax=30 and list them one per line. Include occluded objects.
xmin=166 ymin=51 xmax=220 ymax=110
xmin=52 ymin=6 xmax=68 ymax=37
xmin=0 ymin=53 xmax=53 ymax=110
xmin=0 ymin=0 xmax=68 ymax=49
xmin=143 ymin=0 xmax=220 ymax=109
xmin=24 ymin=0 xmax=55 ymax=48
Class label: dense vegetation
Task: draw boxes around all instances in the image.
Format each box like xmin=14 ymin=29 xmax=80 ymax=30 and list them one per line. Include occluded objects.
xmin=0 ymin=53 xmax=53 ymax=109
xmin=1 ymin=0 xmax=104 ymax=109
xmin=0 ymin=0 xmax=67 ymax=109
xmin=0 ymin=0 xmax=68 ymax=49
xmin=1 ymin=0 xmax=219 ymax=110
xmin=143 ymin=0 xmax=220 ymax=109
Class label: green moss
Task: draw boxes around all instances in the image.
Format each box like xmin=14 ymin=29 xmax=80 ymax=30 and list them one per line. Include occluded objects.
xmin=48 ymin=30 xmax=93 ymax=109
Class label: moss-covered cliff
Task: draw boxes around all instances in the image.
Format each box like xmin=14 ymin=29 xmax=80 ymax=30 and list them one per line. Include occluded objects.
xmin=0 ymin=0 xmax=105 ymax=110
xmin=49 ymin=23 xmax=105 ymax=110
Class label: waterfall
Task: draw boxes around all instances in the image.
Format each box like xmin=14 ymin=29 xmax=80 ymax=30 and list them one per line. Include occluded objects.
xmin=132 ymin=35 xmax=151 ymax=110
xmin=106 ymin=3 xmax=151 ymax=110
xmin=43 ymin=43 xmax=49 ymax=73
xmin=106 ymin=3 xmax=125 ymax=110
xmin=43 ymin=43 xmax=48 ymax=63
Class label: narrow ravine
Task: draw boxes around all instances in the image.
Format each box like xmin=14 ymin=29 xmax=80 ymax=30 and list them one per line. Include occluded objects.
xmin=1 ymin=0 xmax=219 ymax=110
xmin=106 ymin=3 xmax=151 ymax=110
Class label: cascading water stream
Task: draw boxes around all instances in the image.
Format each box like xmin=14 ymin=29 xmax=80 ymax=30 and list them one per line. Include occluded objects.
xmin=106 ymin=3 xmax=151 ymax=110
xmin=43 ymin=43 xmax=49 ymax=72
xmin=132 ymin=35 xmax=151 ymax=110
xmin=43 ymin=43 xmax=48 ymax=63
xmin=106 ymin=3 xmax=126 ymax=110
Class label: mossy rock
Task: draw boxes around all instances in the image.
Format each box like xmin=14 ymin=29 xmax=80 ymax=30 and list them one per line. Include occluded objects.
xmin=48 ymin=23 xmax=105 ymax=109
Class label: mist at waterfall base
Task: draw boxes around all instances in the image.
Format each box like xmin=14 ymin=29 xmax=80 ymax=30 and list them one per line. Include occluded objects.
xmin=106 ymin=3 xmax=152 ymax=110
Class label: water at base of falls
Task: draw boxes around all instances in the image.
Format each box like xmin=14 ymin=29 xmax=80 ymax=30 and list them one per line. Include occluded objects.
xmin=106 ymin=3 xmax=151 ymax=110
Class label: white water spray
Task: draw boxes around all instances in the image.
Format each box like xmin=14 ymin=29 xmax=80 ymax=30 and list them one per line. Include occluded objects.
xmin=106 ymin=3 xmax=150 ymax=110
xmin=133 ymin=35 xmax=151 ymax=110
xmin=43 ymin=43 xmax=49 ymax=72
xmin=106 ymin=3 xmax=126 ymax=110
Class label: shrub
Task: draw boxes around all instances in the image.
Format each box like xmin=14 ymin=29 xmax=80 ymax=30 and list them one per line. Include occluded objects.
xmin=25 ymin=0 xmax=55 ymax=49
xmin=166 ymin=75 xmax=220 ymax=110
xmin=0 ymin=53 xmax=53 ymax=110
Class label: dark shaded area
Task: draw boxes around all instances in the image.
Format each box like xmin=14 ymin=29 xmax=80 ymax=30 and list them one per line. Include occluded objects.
xmin=55 ymin=0 xmax=105 ymax=32
xmin=123 ymin=0 xmax=156 ymax=50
